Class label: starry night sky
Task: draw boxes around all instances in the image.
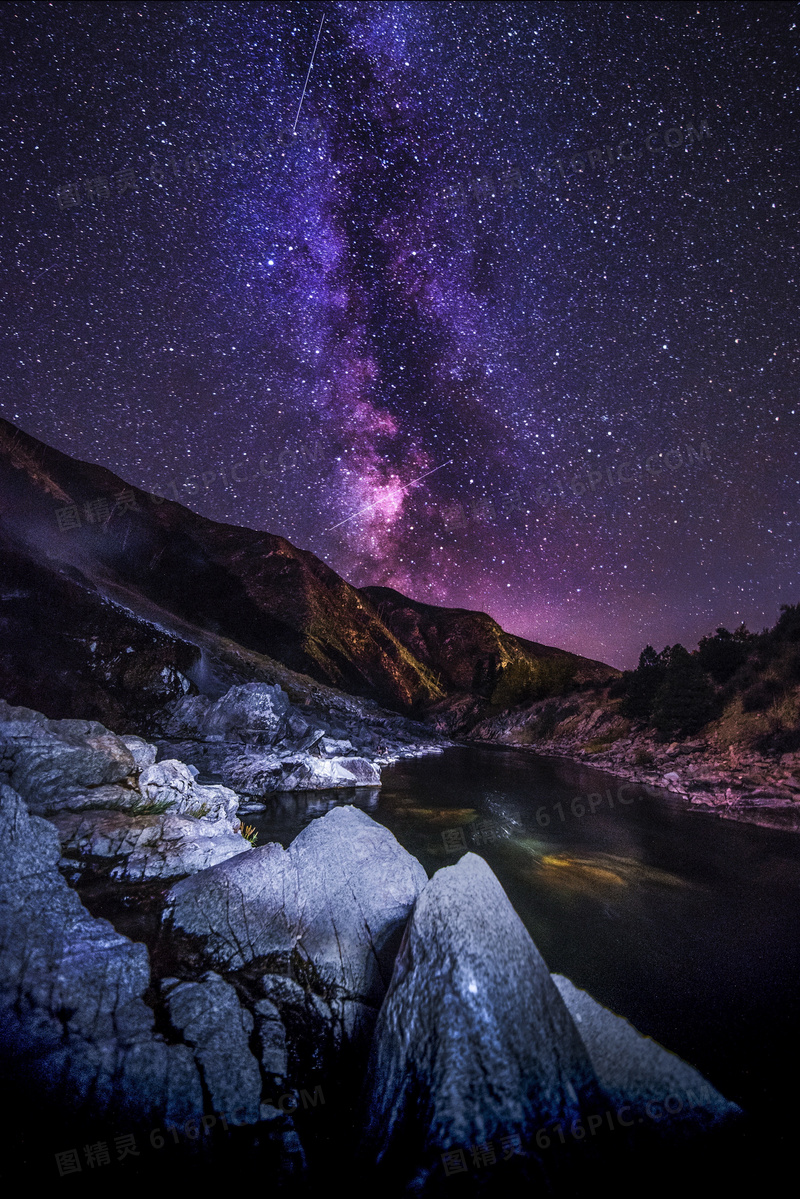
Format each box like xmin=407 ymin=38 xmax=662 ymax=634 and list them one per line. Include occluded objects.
xmin=2 ymin=1 xmax=798 ymax=668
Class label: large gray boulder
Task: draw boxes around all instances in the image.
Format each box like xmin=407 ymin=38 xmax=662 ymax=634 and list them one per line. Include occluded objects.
xmin=137 ymin=759 xmax=240 ymax=824
xmin=163 ymin=805 xmax=427 ymax=1006
xmin=0 ymin=699 xmax=136 ymax=809
xmin=361 ymin=853 xmax=598 ymax=1182
xmin=0 ymin=782 xmax=203 ymax=1123
xmin=27 ymin=756 xmax=241 ymax=824
xmin=18 ymin=735 xmax=253 ymax=880
xmin=551 ymin=974 xmax=740 ymax=1130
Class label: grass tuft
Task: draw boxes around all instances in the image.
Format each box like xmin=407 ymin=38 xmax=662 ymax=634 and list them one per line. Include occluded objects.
xmin=129 ymin=798 xmax=171 ymax=816
xmin=237 ymin=822 xmax=258 ymax=846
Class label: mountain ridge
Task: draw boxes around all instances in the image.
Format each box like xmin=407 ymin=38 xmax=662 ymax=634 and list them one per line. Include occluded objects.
xmin=0 ymin=416 xmax=616 ymax=725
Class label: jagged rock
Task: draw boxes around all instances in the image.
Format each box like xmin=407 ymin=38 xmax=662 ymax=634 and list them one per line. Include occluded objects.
xmin=319 ymin=736 xmax=355 ymax=756
xmin=51 ymin=808 xmax=252 ymax=881
xmin=278 ymin=754 xmax=380 ymax=790
xmin=163 ymin=745 xmax=381 ymax=797
xmin=551 ymin=975 xmax=741 ymax=1130
xmin=44 ymin=781 xmax=140 ymax=813
xmin=165 ymin=683 xmax=290 ymax=744
xmin=138 ymin=759 xmax=240 ymax=824
xmin=161 ymin=972 xmax=263 ymax=1126
xmin=162 ymin=693 xmax=213 ymax=738
xmin=286 ymin=712 xmax=311 ymax=739
xmin=0 ymin=782 xmax=203 ymax=1123
xmin=163 ymin=806 xmax=427 ymax=1007
xmin=361 ymin=853 xmax=597 ymax=1184
xmin=120 ymin=734 xmax=159 ymax=772
xmin=0 ymin=699 xmax=136 ymax=810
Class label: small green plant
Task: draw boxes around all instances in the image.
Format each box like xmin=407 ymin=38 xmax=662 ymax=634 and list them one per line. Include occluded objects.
xmin=129 ymin=799 xmax=171 ymax=816
xmin=237 ymin=822 xmax=258 ymax=846
xmin=190 ymin=803 xmax=210 ymax=818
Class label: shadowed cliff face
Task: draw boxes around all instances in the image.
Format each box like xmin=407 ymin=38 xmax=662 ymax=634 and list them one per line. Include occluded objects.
xmin=0 ymin=418 xmax=614 ymax=720
xmin=0 ymin=522 xmax=200 ymax=730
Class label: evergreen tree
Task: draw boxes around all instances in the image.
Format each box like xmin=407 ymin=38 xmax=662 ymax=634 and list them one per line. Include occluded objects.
xmin=619 ymin=644 xmax=667 ymax=722
xmin=697 ymin=626 xmax=751 ymax=683
xmin=652 ymin=644 xmax=716 ymax=736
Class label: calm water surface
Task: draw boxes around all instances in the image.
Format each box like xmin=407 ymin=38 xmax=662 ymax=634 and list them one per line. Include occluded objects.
xmin=246 ymin=744 xmax=800 ymax=1145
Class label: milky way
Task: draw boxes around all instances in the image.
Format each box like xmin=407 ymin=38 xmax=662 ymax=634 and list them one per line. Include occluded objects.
xmin=1 ymin=1 xmax=798 ymax=667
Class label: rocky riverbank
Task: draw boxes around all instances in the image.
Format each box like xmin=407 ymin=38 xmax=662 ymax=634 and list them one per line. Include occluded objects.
xmin=434 ymin=688 xmax=800 ymax=832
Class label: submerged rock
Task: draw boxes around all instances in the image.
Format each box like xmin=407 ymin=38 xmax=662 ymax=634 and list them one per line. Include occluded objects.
xmin=163 ymin=805 xmax=427 ymax=1006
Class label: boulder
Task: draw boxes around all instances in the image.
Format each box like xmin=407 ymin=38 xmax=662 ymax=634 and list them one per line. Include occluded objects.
xmin=361 ymin=853 xmax=598 ymax=1183
xmin=163 ymin=806 xmax=427 ymax=1006
xmin=551 ymin=975 xmax=741 ymax=1131
xmin=164 ymin=683 xmax=290 ymax=744
xmin=137 ymin=760 xmax=239 ymax=825
xmin=0 ymin=699 xmax=136 ymax=810
xmin=362 ymin=854 xmax=741 ymax=1191
xmin=51 ymin=808 xmax=252 ymax=881
xmin=0 ymin=782 xmax=203 ymax=1123
xmin=222 ymin=750 xmax=380 ymax=795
